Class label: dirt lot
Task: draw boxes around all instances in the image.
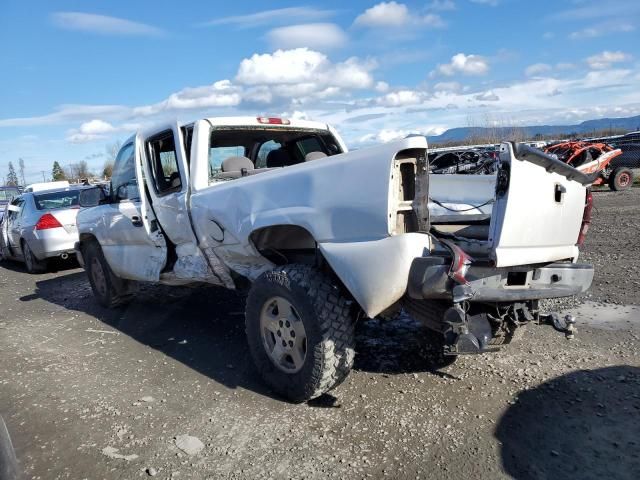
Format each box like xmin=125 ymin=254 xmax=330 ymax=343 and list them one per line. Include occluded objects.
xmin=1 ymin=188 xmax=639 ymax=480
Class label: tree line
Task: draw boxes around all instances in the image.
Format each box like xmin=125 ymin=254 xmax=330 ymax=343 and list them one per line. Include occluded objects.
xmin=3 ymin=141 xmax=121 ymax=187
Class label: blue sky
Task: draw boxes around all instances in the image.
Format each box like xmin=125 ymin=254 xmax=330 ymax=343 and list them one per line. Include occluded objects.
xmin=1 ymin=0 xmax=639 ymax=183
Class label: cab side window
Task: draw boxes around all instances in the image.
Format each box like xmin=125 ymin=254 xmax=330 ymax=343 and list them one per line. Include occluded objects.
xmin=147 ymin=131 xmax=182 ymax=195
xmin=111 ymin=143 xmax=139 ymax=201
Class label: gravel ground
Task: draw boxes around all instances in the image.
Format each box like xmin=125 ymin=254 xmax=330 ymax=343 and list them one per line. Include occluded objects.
xmin=0 ymin=188 xmax=639 ymax=480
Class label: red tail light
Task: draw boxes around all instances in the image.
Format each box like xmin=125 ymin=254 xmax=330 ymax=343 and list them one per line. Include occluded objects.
xmin=576 ymin=189 xmax=593 ymax=246
xmin=35 ymin=213 xmax=62 ymax=230
xmin=441 ymin=239 xmax=474 ymax=284
xmin=257 ymin=117 xmax=290 ymax=125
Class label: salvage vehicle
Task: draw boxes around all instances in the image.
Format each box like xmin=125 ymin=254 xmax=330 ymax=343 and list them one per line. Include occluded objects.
xmin=0 ymin=185 xmax=90 ymax=272
xmin=544 ymin=141 xmax=631 ymax=191
xmin=428 ymin=148 xmax=499 ymax=175
xmin=76 ymin=117 xmax=595 ymax=402
xmin=0 ymin=186 xmax=20 ymax=224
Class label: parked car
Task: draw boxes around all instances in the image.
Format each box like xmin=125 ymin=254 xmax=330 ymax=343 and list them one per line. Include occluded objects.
xmin=610 ymin=142 xmax=640 ymax=170
xmin=0 ymin=185 xmax=90 ymax=272
xmin=0 ymin=186 xmax=21 ymax=224
xmin=76 ymin=117 xmax=594 ymax=402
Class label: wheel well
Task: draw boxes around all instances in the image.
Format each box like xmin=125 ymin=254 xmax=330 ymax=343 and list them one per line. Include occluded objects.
xmin=249 ymin=225 xmax=317 ymax=266
xmin=78 ymin=233 xmax=99 ymax=253
xmin=249 ymin=225 xmax=361 ymax=313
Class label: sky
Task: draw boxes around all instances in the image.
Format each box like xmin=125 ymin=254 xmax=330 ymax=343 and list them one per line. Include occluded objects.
xmin=1 ymin=0 xmax=639 ymax=183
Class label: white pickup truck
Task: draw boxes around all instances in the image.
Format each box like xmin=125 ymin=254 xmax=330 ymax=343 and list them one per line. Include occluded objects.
xmin=76 ymin=116 xmax=594 ymax=402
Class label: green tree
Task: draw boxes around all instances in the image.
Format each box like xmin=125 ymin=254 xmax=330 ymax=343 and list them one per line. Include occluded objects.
xmin=6 ymin=161 xmax=18 ymax=186
xmin=52 ymin=161 xmax=66 ymax=181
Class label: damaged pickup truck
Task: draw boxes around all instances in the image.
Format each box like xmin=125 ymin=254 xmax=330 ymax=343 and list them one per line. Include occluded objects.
xmin=76 ymin=116 xmax=594 ymax=402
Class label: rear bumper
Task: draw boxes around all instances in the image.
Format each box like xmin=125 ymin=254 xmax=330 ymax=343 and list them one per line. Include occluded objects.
xmin=408 ymin=258 xmax=594 ymax=303
xmin=26 ymin=229 xmax=77 ymax=260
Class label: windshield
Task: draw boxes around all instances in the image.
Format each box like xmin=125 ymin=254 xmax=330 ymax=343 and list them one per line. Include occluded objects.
xmin=0 ymin=188 xmax=20 ymax=201
xmin=33 ymin=190 xmax=81 ymax=210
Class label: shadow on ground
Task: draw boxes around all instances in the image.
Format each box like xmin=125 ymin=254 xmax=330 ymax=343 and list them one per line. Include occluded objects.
xmin=0 ymin=257 xmax=78 ymax=274
xmin=22 ymin=270 xmax=456 ymax=402
xmin=496 ymin=365 xmax=640 ymax=480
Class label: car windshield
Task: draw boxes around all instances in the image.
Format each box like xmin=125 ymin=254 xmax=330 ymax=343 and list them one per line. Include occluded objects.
xmin=33 ymin=190 xmax=81 ymax=210
xmin=0 ymin=188 xmax=20 ymax=201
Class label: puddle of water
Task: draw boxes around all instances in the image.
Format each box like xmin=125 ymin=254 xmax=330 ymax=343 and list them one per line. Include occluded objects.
xmin=565 ymin=301 xmax=640 ymax=331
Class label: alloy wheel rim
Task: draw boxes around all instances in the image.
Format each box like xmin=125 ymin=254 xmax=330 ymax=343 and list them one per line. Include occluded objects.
xmin=91 ymin=257 xmax=108 ymax=297
xmin=619 ymin=173 xmax=631 ymax=187
xmin=259 ymin=296 xmax=307 ymax=373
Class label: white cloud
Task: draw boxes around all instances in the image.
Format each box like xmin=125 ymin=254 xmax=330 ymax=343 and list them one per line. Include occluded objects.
xmin=236 ymin=48 xmax=375 ymax=91
xmin=354 ymin=1 xmax=445 ymax=28
xmin=525 ymin=63 xmax=552 ymax=77
xmin=133 ymin=80 xmax=241 ymax=116
xmin=266 ymin=23 xmax=348 ymax=50
xmin=78 ymin=119 xmax=115 ymax=135
xmin=434 ymin=81 xmax=462 ymax=92
xmin=376 ymin=90 xmax=427 ymax=107
xmin=358 ymin=125 xmax=446 ymax=144
xmin=354 ymin=2 xmax=410 ymax=27
xmin=375 ymin=81 xmax=390 ymax=93
xmin=51 ymin=12 xmax=164 ymax=36
xmin=201 ymin=7 xmax=334 ymax=28
xmin=569 ymin=23 xmax=634 ymax=40
xmin=435 ymin=53 xmax=489 ymax=76
xmin=474 ymin=91 xmax=500 ymax=101
xmin=66 ymin=119 xmax=140 ymax=143
xmin=586 ymin=51 xmax=632 ymax=70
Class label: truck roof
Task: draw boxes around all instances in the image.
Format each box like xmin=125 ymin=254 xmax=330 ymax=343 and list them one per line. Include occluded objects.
xmin=201 ymin=116 xmax=330 ymax=131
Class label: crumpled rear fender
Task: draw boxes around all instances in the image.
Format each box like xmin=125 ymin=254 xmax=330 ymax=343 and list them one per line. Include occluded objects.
xmin=319 ymin=233 xmax=432 ymax=318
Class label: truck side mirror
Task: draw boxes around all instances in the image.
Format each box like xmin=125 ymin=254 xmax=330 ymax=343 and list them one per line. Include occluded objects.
xmin=79 ymin=186 xmax=108 ymax=207
xmin=6 ymin=205 xmax=20 ymax=213
xmin=116 ymin=184 xmax=129 ymax=201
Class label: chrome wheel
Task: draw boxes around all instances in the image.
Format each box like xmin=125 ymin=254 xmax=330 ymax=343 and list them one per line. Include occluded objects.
xmin=260 ymin=296 xmax=307 ymax=373
xmin=90 ymin=256 xmax=108 ymax=298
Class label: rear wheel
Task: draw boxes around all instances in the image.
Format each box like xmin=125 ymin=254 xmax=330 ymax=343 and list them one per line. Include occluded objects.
xmin=609 ymin=167 xmax=633 ymax=191
xmin=21 ymin=240 xmax=47 ymax=273
xmin=84 ymin=241 xmax=135 ymax=308
xmin=245 ymin=264 xmax=355 ymax=403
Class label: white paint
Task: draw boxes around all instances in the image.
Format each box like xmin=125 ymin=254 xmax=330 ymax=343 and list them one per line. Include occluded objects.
xmin=490 ymin=142 xmax=585 ymax=267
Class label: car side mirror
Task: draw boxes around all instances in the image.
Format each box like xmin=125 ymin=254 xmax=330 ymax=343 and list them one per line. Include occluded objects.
xmin=79 ymin=186 xmax=108 ymax=207
xmin=7 ymin=204 xmax=20 ymax=213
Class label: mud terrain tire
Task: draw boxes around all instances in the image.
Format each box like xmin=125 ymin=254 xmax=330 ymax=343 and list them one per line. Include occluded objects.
xmin=609 ymin=167 xmax=633 ymax=191
xmin=245 ymin=264 xmax=355 ymax=403
xmin=84 ymin=241 xmax=135 ymax=308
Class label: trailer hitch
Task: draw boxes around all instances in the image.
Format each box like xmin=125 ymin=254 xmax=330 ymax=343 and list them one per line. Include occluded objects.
xmin=540 ymin=313 xmax=577 ymax=339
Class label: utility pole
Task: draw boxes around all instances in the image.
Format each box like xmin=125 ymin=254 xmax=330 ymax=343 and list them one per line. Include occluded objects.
xmin=41 ymin=171 xmax=46 ymax=182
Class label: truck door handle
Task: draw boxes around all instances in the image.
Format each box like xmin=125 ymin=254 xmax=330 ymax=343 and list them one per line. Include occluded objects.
xmin=131 ymin=216 xmax=143 ymax=227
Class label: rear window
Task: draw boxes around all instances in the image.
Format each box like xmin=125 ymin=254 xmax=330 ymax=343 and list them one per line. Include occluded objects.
xmin=0 ymin=188 xmax=20 ymax=201
xmin=34 ymin=190 xmax=80 ymax=210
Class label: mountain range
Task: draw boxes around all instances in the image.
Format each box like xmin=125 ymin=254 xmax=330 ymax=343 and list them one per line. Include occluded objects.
xmin=426 ymin=115 xmax=640 ymax=144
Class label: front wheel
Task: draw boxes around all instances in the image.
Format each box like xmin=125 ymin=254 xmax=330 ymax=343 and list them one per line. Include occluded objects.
xmin=245 ymin=264 xmax=355 ymax=403
xmin=84 ymin=241 xmax=136 ymax=308
xmin=609 ymin=167 xmax=633 ymax=191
